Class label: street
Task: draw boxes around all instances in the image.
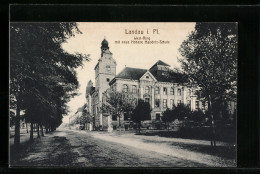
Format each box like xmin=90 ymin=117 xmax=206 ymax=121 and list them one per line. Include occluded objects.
xmin=10 ymin=129 xmax=236 ymax=167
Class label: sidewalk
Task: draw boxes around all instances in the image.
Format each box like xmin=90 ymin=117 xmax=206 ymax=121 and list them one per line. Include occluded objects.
xmin=72 ymin=129 xmax=236 ymax=167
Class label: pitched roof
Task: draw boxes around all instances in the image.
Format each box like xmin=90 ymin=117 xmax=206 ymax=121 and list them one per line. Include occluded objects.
xmin=109 ymin=61 xmax=187 ymax=85
xmin=116 ymin=67 xmax=147 ymax=80
xmin=150 ymin=60 xmax=170 ymax=69
xmin=150 ymin=70 xmax=188 ymax=83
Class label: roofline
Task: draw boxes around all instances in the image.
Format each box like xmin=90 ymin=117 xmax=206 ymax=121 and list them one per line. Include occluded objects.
xmin=150 ymin=60 xmax=170 ymax=69
xmin=94 ymin=62 xmax=99 ymax=70
xmin=109 ymin=77 xmax=116 ymax=86
xmin=140 ymin=70 xmax=158 ymax=82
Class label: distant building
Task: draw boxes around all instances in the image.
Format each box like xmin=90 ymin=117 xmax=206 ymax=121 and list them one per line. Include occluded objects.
xmin=85 ymin=39 xmax=207 ymax=131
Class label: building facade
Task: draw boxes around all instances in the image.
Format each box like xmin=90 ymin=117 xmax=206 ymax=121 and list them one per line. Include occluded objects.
xmin=86 ymin=39 xmax=206 ymax=131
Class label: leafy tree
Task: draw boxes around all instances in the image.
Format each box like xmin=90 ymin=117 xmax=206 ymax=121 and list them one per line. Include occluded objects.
xmin=173 ymin=103 xmax=191 ymax=121
xmin=102 ymin=89 xmax=136 ymax=132
xmin=162 ymin=108 xmax=176 ymax=131
xmin=10 ymin=22 xmax=89 ymax=149
xmin=178 ymin=22 xmax=237 ymax=146
xmin=190 ymin=109 xmax=205 ymax=123
xmin=132 ymin=99 xmax=152 ymax=134
xmin=75 ymin=104 xmax=93 ymax=130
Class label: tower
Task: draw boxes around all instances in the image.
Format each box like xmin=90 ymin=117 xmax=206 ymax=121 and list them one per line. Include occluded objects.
xmin=94 ymin=38 xmax=117 ymax=128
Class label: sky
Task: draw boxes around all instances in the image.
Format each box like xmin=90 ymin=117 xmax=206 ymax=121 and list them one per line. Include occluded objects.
xmin=61 ymin=22 xmax=196 ymax=123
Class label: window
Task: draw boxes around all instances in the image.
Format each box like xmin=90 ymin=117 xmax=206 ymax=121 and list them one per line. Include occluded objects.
xmin=177 ymin=100 xmax=181 ymax=105
xmin=146 ymin=76 xmax=149 ymax=79
xmin=163 ymin=87 xmax=167 ymax=95
xmin=124 ymin=112 xmax=130 ymax=121
xmin=187 ymin=100 xmax=191 ymax=109
xmin=155 ymin=99 xmax=160 ymax=108
xmin=188 ymin=89 xmax=191 ymax=96
xmin=123 ymin=84 xmax=128 ymax=92
xmin=132 ymin=85 xmax=137 ymax=93
xmin=195 ymin=101 xmax=199 ymax=110
xmin=170 ymin=99 xmax=174 ymax=109
xmin=202 ymin=101 xmax=205 ymax=110
xmin=170 ymin=87 xmax=174 ymax=95
xmin=177 ymin=88 xmax=182 ymax=96
xmin=112 ymin=114 xmax=117 ymax=121
xmin=145 ymin=86 xmax=150 ymax=93
xmin=155 ymin=87 xmax=160 ymax=94
xmin=163 ymin=99 xmax=167 ymax=108
xmin=145 ymin=98 xmax=150 ymax=103
xmin=106 ymin=65 xmax=111 ymax=72
xmin=156 ymin=113 xmax=160 ymax=120
xmin=106 ymin=78 xmax=110 ymax=82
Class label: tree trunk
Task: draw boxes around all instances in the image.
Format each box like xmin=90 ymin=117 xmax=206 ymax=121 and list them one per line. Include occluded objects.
xmin=138 ymin=122 xmax=141 ymax=134
xmin=208 ymin=95 xmax=216 ymax=147
xmin=118 ymin=115 xmax=121 ymax=134
xmin=37 ymin=123 xmax=40 ymax=138
xmin=14 ymin=100 xmax=21 ymax=151
xmin=30 ymin=122 xmax=33 ymax=141
xmin=26 ymin=122 xmax=28 ymax=133
xmin=40 ymin=124 xmax=44 ymax=136
xmin=45 ymin=126 xmax=48 ymax=134
xmin=167 ymin=122 xmax=170 ymax=131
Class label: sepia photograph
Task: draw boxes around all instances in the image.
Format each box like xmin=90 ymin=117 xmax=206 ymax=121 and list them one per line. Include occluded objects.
xmin=10 ymin=22 xmax=237 ymax=167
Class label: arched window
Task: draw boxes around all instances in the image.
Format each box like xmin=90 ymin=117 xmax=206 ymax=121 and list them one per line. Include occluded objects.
xmin=123 ymin=84 xmax=128 ymax=92
xmin=145 ymin=86 xmax=150 ymax=93
xmin=177 ymin=88 xmax=181 ymax=96
xmin=155 ymin=87 xmax=160 ymax=94
xmin=170 ymin=87 xmax=174 ymax=95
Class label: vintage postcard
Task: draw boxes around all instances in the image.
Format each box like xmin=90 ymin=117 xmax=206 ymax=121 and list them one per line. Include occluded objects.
xmin=10 ymin=22 xmax=237 ymax=167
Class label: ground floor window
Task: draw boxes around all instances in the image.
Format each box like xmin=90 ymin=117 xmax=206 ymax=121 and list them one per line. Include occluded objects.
xmin=112 ymin=114 xmax=117 ymax=121
xmin=195 ymin=101 xmax=200 ymax=110
xmin=156 ymin=113 xmax=160 ymax=120
xmin=124 ymin=112 xmax=130 ymax=121
xmin=187 ymin=100 xmax=191 ymax=109
xmin=170 ymin=99 xmax=174 ymax=109
xmin=155 ymin=99 xmax=160 ymax=107
xmin=202 ymin=101 xmax=206 ymax=110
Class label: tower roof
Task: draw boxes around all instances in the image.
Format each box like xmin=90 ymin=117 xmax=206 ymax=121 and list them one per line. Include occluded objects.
xmin=101 ymin=38 xmax=109 ymax=48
